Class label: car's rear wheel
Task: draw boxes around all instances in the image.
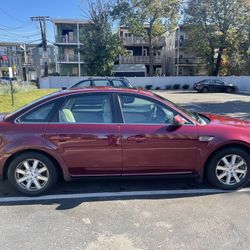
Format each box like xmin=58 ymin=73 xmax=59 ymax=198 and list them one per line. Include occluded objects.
xmin=7 ymin=152 xmax=58 ymax=196
xmin=206 ymin=148 xmax=250 ymax=190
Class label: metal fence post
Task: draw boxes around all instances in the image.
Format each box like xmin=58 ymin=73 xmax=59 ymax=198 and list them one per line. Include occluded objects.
xmin=10 ymin=80 xmax=14 ymax=106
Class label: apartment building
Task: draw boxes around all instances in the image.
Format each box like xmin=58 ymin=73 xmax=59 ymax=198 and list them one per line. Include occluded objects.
xmin=116 ymin=26 xmax=166 ymax=76
xmin=25 ymin=44 xmax=56 ymax=80
xmin=0 ymin=42 xmax=23 ymax=79
xmin=165 ymin=25 xmax=208 ymax=76
xmin=52 ymin=19 xmax=89 ymax=76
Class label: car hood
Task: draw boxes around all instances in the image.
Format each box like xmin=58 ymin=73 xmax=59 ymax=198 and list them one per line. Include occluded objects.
xmin=202 ymin=113 xmax=250 ymax=127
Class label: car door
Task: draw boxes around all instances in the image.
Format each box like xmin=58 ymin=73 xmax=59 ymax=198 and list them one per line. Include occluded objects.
xmin=44 ymin=92 xmax=122 ymax=176
xmin=117 ymin=93 xmax=199 ymax=175
xmin=215 ymin=80 xmax=225 ymax=92
xmin=209 ymin=80 xmax=217 ymax=92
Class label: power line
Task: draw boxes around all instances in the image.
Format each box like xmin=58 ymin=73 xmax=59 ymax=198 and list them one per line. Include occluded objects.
xmin=0 ymin=7 xmax=29 ymax=24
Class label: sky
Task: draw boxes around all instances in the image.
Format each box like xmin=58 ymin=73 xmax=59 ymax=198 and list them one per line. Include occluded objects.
xmin=0 ymin=0 xmax=89 ymax=44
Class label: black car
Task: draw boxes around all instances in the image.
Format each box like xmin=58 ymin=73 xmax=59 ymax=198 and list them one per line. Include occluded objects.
xmin=193 ymin=79 xmax=237 ymax=93
xmin=69 ymin=78 xmax=134 ymax=89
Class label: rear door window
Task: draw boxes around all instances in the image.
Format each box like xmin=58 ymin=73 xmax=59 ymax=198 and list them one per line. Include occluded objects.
xmin=92 ymin=80 xmax=111 ymax=87
xmin=59 ymin=93 xmax=113 ymax=124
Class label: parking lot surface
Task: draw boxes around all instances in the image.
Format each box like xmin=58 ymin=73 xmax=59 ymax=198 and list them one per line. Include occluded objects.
xmin=0 ymin=91 xmax=249 ymax=250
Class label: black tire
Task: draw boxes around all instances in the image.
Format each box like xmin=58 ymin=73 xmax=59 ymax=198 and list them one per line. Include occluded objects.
xmin=7 ymin=152 xmax=58 ymax=196
xmin=201 ymin=87 xmax=209 ymax=93
xmin=206 ymin=147 xmax=250 ymax=190
xmin=225 ymin=87 xmax=233 ymax=93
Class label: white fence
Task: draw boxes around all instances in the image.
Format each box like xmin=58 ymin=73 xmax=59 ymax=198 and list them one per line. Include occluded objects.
xmin=39 ymin=76 xmax=250 ymax=92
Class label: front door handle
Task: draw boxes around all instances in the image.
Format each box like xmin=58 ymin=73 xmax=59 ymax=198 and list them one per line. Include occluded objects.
xmin=127 ymin=135 xmax=147 ymax=143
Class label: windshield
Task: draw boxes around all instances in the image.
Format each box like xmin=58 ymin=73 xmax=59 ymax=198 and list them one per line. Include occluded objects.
xmin=4 ymin=91 xmax=60 ymax=120
xmin=154 ymin=93 xmax=203 ymax=124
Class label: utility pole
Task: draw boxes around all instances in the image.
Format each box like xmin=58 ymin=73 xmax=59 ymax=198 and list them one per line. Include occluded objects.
xmin=20 ymin=44 xmax=29 ymax=82
xmin=30 ymin=16 xmax=50 ymax=77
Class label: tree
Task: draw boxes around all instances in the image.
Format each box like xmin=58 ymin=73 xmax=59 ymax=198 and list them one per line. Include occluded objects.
xmin=80 ymin=0 xmax=123 ymax=76
xmin=184 ymin=0 xmax=250 ymax=76
xmin=112 ymin=0 xmax=181 ymax=76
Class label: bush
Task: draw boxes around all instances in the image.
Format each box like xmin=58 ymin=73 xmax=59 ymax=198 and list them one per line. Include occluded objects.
xmin=0 ymin=82 xmax=37 ymax=94
xmin=155 ymin=87 xmax=161 ymax=90
xmin=145 ymin=85 xmax=153 ymax=90
xmin=165 ymin=85 xmax=171 ymax=90
xmin=182 ymin=84 xmax=189 ymax=90
xmin=173 ymin=84 xmax=180 ymax=90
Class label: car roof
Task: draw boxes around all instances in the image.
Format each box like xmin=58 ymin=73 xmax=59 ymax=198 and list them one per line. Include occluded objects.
xmin=57 ymin=87 xmax=154 ymax=97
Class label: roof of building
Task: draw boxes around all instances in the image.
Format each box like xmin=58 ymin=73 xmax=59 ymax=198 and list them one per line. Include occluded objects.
xmin=0 ymin=42 xmax=21 ymax=46
xmin=51 ymin=18 xmax=90 ymax=24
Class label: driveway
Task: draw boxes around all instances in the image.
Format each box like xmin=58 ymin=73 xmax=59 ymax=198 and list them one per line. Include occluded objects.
xmin=156 ymin=90 xmax=250 ymax=120
xmin=0 ymin=91 xmax=250 ymax=250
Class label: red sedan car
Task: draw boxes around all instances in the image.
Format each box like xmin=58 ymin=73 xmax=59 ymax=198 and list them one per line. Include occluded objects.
xmin=0 ymin=88 xmax=249 ymax=195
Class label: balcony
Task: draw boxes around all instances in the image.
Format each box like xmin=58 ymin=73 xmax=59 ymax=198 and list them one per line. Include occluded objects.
xmin=175 ymin=58 xmax=203 ymax=65
xmin=58 ymin=54 xmax=79 ymax=63
xmin=0 ymin=61 xmax=9 ymax=67
xmin=120 ymin=56 xmax=163 ymax=64
xmin=122 ymin=36 xmax=165 ymax=47
xmin=55 ymin=35 xmax=78 ymax=44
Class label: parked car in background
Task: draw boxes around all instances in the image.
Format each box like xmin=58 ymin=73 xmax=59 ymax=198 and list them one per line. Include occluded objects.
xmin=0 ymin=87 xmax=249 ymax=195
xmin=69 ymin=77 xmax=134 ymax=89
xmin=0 ymin=76 xmax=17 ymax=84
xmin=193 ymin=79 xmax=237 ymax=93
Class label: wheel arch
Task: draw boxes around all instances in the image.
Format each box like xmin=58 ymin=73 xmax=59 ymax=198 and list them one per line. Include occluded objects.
xmin=203 ymin=143 xmax=250 ymax=178
xmin=3 ymin=149 xmax=64 ymax=181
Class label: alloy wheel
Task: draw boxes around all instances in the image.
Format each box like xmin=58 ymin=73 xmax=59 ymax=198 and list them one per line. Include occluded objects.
xmin=15 ymin=159 xmax=49 ymax=191
xmin=215 ymin=154 xmax=247 ymax=186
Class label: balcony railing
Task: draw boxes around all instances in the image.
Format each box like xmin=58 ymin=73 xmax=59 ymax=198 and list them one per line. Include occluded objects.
xmin=55 ymin=35 xmax=78 ymax=44
xmin=121 ymin=36 xmax=165 ymax=47
xmin=0 ymin=61 xmax=9 ymax=67
xmin=175 ymin=58 xmax=203 ymax=64
xmin=58 ymin=54 xmax=79 ymax=62
xmin=120 ymin=56 xmax=163 ymax=64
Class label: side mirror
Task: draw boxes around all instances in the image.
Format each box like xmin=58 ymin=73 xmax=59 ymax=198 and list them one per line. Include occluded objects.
xmin=173 ymin=115 xmax=187 ymax=126
xmin=62 ymin=87 xmax=67 ymax=90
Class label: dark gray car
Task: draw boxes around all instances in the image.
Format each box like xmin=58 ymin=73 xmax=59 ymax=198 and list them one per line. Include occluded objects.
xmin=193 ymin=79 xmax=237 ymax=93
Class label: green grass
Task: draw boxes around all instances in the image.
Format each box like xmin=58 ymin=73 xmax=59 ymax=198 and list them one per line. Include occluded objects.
xmin=0 ymin=89 xmax=58 ymax=113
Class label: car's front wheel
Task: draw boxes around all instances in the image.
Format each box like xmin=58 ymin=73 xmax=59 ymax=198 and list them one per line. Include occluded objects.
xmin=206 ymin=148 xmax=250 ymax=190
xmin=7 ymin=152 xmax=58 ymax=196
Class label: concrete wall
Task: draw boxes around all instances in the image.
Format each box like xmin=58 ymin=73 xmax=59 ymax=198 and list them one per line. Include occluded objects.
xmin=39 ymin=76 xmax=250 ymax=92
